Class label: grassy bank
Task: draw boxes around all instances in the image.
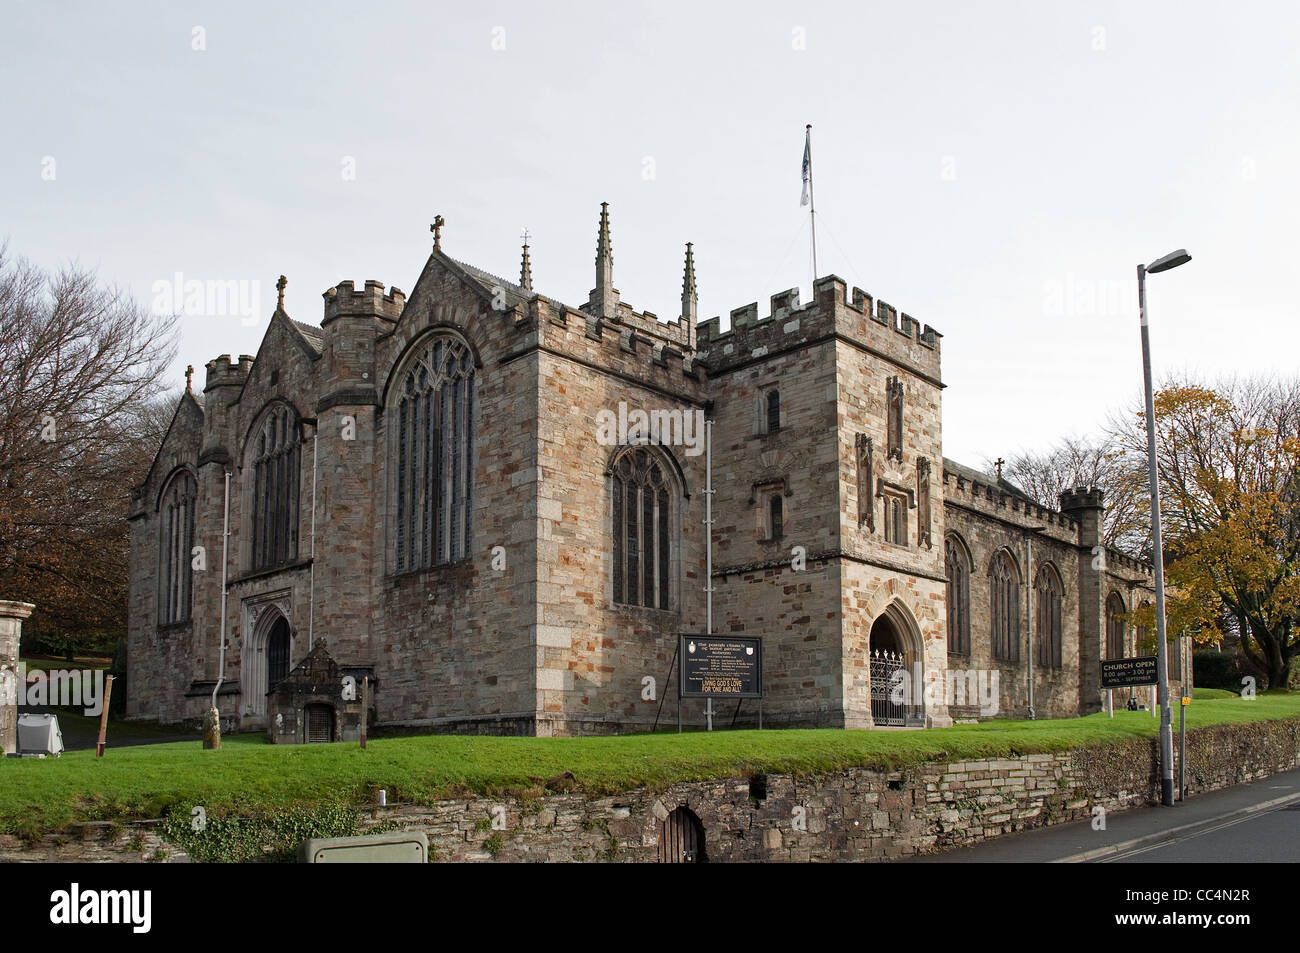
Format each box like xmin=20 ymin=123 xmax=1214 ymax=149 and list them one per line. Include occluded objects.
xmin=1 ymin=691 xmax=1296 ymax=838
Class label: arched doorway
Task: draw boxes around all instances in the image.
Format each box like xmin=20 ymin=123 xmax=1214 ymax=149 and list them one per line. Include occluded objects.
xmin=657 ymin=807 xmax=706 ymax=863
xmin=869 ymin=604 xmax=926 ymax=727
xmin=267 ymin=617 xmax=290 ymax=694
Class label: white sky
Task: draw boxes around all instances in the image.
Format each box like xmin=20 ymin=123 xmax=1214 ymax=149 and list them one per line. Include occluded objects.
xmin=3 ymin=0 xmax=1298 ymax=466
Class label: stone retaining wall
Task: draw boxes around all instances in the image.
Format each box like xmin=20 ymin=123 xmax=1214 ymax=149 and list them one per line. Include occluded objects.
xmin=4 ymin=717 xmax=1297 ymax=862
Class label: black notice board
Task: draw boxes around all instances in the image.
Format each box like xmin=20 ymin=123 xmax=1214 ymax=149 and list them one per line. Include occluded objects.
xmin=679 ymin=635 xmax=763 ymax=698
xmin=1101 ymin=655 xmax=1158 ymax=689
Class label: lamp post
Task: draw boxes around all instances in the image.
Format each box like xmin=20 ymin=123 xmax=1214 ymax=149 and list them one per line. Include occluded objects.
xmin=1137 ymin=247 xmax=1191 ymax=807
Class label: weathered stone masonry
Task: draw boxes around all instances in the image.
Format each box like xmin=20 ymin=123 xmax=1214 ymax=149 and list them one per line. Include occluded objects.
xmin=5 ymin=717 xmax=1293 ymax=862
xmin=126 ymin=204 xmax=1186 ymax=737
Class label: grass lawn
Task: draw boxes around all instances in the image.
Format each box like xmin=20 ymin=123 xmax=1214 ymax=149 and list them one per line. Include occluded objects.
xmin=1 ymin=691 xmax=1296 ymax=838
xmin=19 ymin=655 xmax=112 ymax=672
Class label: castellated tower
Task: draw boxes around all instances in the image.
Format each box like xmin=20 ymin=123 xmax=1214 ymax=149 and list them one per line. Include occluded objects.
xmin=696 ymin=278 xmax=949 ymax=728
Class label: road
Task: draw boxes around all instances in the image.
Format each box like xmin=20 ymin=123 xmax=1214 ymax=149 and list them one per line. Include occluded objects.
xmin=903 ymin=767 xmax=1300 ymax=863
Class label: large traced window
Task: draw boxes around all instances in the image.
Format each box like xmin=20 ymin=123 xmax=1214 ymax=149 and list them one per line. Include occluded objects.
xmin=251 ymin=404 xmax=301 ymax=570
xmin=990 ymin=549 xmax=1020 ymax=661
xmin=394 ymin=333 xmax=475 ymax=572
xmin=945 ymin=536 xmax=971 ymax=655
xmin=1035 ymin=564 xmax=1063 ymax=669
xmin=1106 ymin=592 xmax=1127 ymax=660
xmin=158 ymin=469 xmax=197 ymax=625
xmin=612 ymin=447 xmax=674 ymax=610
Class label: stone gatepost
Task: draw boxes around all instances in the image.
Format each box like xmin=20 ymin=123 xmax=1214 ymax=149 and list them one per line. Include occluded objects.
xmin=0 ymin=601 xmax=35 ymax=756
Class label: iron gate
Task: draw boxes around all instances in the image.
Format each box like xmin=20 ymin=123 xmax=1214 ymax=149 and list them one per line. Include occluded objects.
xmin=870 ymin=649 xmax=905 ymax=727
xmin=305 ymin=704 xmax=334 ymax=744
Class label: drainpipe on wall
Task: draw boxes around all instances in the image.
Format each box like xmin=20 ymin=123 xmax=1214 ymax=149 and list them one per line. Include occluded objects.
xmin=212 ymin=469 xmax=231 ymax=712
xmin=1026 ymin=529 xmax=1034 ymax=720
xmin=308 ymin=426 xmax=318 ymax=650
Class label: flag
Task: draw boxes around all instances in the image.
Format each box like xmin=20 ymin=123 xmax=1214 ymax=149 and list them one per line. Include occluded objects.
xmin=800 ymin=128 xmax=811 ymax=207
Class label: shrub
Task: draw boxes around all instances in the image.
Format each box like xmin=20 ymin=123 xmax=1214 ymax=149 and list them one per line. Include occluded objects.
xmin=1192 ymin=651 xmax=1242 ymax=692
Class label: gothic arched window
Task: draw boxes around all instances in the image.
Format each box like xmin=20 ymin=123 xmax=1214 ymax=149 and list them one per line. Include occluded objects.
xmin=1035 ymin=565 xmax=1063 ymax=669
xmin=1106 ymin=592 xmax=1127 ymax=660
xmin=990 ymin=549 xmax=1020 ymax=661
xmin=612 ymin=447 xmax=674 ymax=610
xmin=158 ymin=469 xmax=197 ymax=625
xmin=251 ymin=404 xmax=301 ymax=570
xmin=945 ymin=536 xmax=971 ymax=655
xmin=393 ymin=333 xmax=474 ymax=572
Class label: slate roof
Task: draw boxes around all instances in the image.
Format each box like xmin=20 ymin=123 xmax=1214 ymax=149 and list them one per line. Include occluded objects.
xmin=942 ymin=456 xmax=1035 ymax=505
xmin=290 ymin=318 xmax=325 ymax=353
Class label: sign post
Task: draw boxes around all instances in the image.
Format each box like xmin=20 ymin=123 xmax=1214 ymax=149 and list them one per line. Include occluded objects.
xmin=679 ymin=635 xmax=762 ymax=732
xmin=1101 ymin=655 xmax=1159 ymax=691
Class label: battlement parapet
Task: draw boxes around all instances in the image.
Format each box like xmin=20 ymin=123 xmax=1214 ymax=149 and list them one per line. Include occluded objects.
xmin=696 ymin=275 xmax=942 ymax=377
xmin=536 ymin=296 xmax=706 ymax=387
xmin=1105 ymin=547 xmax=1155 ymax=579
xmin=1059 ymin=485 xmax=1106 ymax=512
xmin=322 ymin=279 xmax=406 ymax=324
xmin=942 ymin=467 xmax=1080 ymax=538
xmin=204 ymin=353 xmax=253 ymax=391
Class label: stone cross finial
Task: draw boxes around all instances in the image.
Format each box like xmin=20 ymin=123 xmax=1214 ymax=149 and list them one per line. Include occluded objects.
xmin=276 ymin=275 xmax=287 ymax=310
xmin=994 ymin=457 xmax=1006 ymax=480
xmin=431 ymin=215 xmax=445 ymax=250
xmin=185 ymin=365 xmax=194 ymax=393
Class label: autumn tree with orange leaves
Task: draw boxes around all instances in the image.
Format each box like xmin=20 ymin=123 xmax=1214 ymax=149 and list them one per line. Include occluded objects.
xmin=1115 ymin=378 xmax=1300 ymax=690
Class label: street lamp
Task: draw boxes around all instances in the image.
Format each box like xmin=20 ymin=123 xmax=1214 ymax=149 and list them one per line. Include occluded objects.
xmin=1137 ymin=247 xmax=1191 ymax=807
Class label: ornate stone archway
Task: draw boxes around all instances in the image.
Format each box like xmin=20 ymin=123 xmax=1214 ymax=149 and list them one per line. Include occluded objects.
xmin=240 ymin=590 xmax=293 ymax=722
xmin=867 ymin=598 xmax=927 ymax=727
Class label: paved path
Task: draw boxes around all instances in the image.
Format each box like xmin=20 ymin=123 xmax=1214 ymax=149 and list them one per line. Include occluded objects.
xmin=903 ymin=768 xmax=1300 ymax=862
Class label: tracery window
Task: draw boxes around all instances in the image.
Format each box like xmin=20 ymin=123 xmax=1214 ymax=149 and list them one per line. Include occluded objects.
xmin=990 ymin=549 xmax=1020 ymax=661
xmin=945 ymin=536 xmax=971 ymax=655
xmin=158 ymin=469 xmax=197 ymax=625
xmin=1035 ymin=565 xmax=1063 ymax=669
xmin=1106 ymin=592 xmax=1127 ymax=660
xmin=251 ymin=404 xmax=301 ymax=570
xmin=612 ymin=447 xmax=673 ymax=610
xmin=394 ymin=334 xmax=475 ymax=572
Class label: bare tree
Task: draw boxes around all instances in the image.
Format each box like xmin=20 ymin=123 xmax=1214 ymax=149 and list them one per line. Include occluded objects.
xmin=997 ymin=435 xmax=1150 ymax=557
xmin=0 ymin=243 xmax=177 ymax=656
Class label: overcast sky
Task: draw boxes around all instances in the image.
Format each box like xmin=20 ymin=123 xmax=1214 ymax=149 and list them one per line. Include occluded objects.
xmin=3 ymin=1 xmax=1297 ymax=468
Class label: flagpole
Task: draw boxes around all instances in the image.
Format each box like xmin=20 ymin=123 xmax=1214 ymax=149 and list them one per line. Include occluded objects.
xmin=806 ymin=124 xmax=818 ymax=284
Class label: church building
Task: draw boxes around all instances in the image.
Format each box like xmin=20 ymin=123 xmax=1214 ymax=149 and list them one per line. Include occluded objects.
xmin=126 ymin=205 xmax=1184 ymax=739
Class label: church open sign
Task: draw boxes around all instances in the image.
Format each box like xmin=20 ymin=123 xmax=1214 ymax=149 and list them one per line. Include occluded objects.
xmin=1100 ymin=655 xmax=1159 ymax=689
xmin=679 ymin=635 xmax=763 ymax=698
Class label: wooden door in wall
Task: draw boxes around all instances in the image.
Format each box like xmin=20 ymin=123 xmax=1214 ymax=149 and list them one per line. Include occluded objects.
xmin=657 ymin=807 xmax=706 ymax=863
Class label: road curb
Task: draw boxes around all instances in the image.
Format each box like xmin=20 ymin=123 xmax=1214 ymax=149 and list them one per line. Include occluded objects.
xmin=1053 ymin=790 xmax=1300 ymax=863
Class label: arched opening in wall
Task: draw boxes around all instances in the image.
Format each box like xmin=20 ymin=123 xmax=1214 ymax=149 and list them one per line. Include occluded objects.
xmin=304 ymin=703 xmax=334 ymax=744
xmin=267 ymin=617 xmax=290 ymax=694
xmin=869 ymin=606 xmax=926 ymax=727
xmin=657 ymin=806 xmax=706 ymax=863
